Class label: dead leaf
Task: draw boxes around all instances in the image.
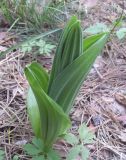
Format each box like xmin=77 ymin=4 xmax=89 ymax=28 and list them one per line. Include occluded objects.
xmin=115 ymin=93 xmax=126 ymax=107
xmin=15 ymin=140 xmax=27 ymax=145
xmin=117 ymin=115 xmax=126 ymax=121
xmin=88 ymin=123 xmax=97 ymax=133
xmin=116 ymin=115 xmax=126 ymax=127
xmin=118 ymin=129 xmax=126 ymax=143
xmin=0 ymin=46 xmax=7 ymax=51
xmin=0 ymin=32 xmax=7 ymax=41
xmin=81 ymin=0 xmax=98 ymax=8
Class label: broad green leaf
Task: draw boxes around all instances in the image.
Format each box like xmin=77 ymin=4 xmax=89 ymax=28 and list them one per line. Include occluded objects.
xmin=48 ymin=16 xmax=82 ymax=91
xmin=83 ymin=33 xmax=106 ymax=52
xmin=84 ymin=23 xmax=109 ymax=34
xmin=81 ymin=146 xmax=90 ymax=160
xmin=49 ymin=33 xmax=109 ymax=113
xmin=66 ymin=145 xmax=81 ymax=160
xmin=78 ymin=124 xmax=95 ymax=143
xmin=116 ymin=28 xmax=126 ymax=39
xmin=25 ymin=62 xmax=71 ymax=151
xmin=64 ymin=133 xmax=79 ymax=145
xmin=24 ymin=143 xmax=42 ymax=156
xmin=27 ymin=88 xmax=41 ymax=138
xmin=27 ymin=62 xmax=49 ymax=138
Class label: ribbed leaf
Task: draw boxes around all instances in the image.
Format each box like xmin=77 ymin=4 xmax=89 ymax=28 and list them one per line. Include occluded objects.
xmin=49 ymin=33 xmax=109 ymax=113
xmin=27 ymin=62 xmax=49 ymax=138
xmin=27 ymin=88 xmax=41 ymax=138
xmin=25 ymin=62 xmax=70 ymax=151
xmin=83 ymin=33 xmax=107 ymax=51
xmin=48 ymin=16 xmax=82 ymax=91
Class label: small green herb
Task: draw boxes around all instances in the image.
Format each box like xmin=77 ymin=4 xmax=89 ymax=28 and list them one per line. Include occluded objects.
xmin=64 ymin=123 xmax=95 ymax=160
xmin=24 ymin=138 xmax=43 ymax=156
xmin=78 ymin=124 xmax=95 ymax=143
xmin=21 ymin=39 xmax=55 ymax=55
xmin=12 ymin=155 xmax=19 ymax=160
xmin=24 ymin=16 xmax=109 ymax=156
xmin=24 ymin=137 xmax=61 ymax=160
xmin=84 ymin=23 xmax=109 ymax=34
xmin=116 ymin=28 xmax=126 ymax=39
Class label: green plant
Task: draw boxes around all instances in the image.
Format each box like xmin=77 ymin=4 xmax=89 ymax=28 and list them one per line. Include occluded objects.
xmin=24 ymin=16 xmax=109 ymax=158
xmin=0 ymin=28 xmax=60 ymax=58
xmin=84 ymin=15 xmax=126 ymax=40
xmin=24 ymin=137 xmax=61 ymax=160
xmin=64 ymin=123 xmax=95 ymax=160
xmin=0 ymin=149 xmax=5 ymax=160
xmin=0 ymin=0 xmax=65 ymax=32
xmin=12 ymin=155 xmax=19 ymax=160
xmin=84 ymin=23 xmax=109 ymax=35
xmin=21 ymin=39 xmax=56 ymax=55
xmin=116 ymin=28 xmax=126 ymax=39
xmin=24 ymin=124 xmax=94 ymax=160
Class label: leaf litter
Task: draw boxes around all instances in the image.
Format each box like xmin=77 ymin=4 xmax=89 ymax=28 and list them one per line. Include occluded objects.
xmin=0 ymin=0 xmax=126 ymax=159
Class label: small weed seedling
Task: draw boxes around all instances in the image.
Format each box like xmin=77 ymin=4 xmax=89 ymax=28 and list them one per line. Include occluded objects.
xmin=21 ymin=39 xmax=55 ymax=55
xmin=84 ymin=14 xmax=126 ymax=40
xmin=64 ymin=123 xmax=95 ymax=160
xmin=24 ymin=124 xmax=95 ymax=160
xmin=12 ymin=155 xmax=19 ymax=160
xmin=24 ymin=137 xmax=60 ymax=160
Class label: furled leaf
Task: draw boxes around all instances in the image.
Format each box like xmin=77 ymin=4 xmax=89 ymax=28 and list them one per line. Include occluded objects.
xmin=25 ymin=62 xmax=71 ymax=151
xmin=27 ymin=62 xmax=49 ymax=138
xmin=66 ymin=145 xmax=81 ymax=160
xmin=78 ymin=124 xmax=95 ymax=143
xmin=48 ymin=16 xmax=82 ymax=91
xmin=49 ymin=33 xmax=109 ymax=113
xmin=64 ymin=133 xmax=79 ymax=145
xmin=116 ymin=28 xmax=126 ymax=39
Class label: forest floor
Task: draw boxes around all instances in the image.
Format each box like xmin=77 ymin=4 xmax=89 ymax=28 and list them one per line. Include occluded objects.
xmin=0 ymin=0 xmax=126 ymax=159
